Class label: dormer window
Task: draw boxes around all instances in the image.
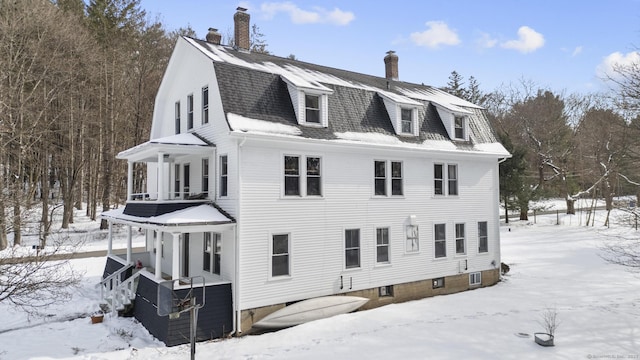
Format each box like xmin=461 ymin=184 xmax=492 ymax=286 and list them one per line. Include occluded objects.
xmin=305 ymin=94 xmax=320 ymax=124
xmin=282 ymin=75 xmax=332 ymax=128
xmin=401 ymin=108 xmax=413 ymax=134
xmin=454 ymin=116 xmax=465 ymax=139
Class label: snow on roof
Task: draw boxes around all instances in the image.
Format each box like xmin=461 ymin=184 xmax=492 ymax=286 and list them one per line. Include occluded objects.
xmin=101 ymin=204 xmax=234 ymax=227
xmin=228 ymin=113 xmax=302 ymax=136
xmin=186 ymin=37 xmax=474 ymax=113
xmin=473 ymin=142 xmax=511 ymax=156
xmin=116 ymin=132 xmax=211 ymax=160
xmin=396 ymin=87 xmax=480 ymax=114
xmin=150 ymin=133 xmax=209 ymax=146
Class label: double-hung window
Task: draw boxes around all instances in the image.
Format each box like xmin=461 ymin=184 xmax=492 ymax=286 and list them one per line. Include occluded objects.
xmin=374 ymin=161 xmax=386 ymax=196
xmin=434 ymin=163 xmax=458 ymax=196
xmin=448 ymin=164 xmax=458 ymax=195
xmin=345 ymin=229 xmax=360 ymax=269
xmin=174 ymin=101 xmax=181 ymax=134
xmin=306 ymin=157 xmax=321 ymax=196
xmin=219 ymin=155 xmax=228 ymax=197
xmin=455 ymin=223 xmax=465 ymax=255
xmin=187 ymin=94 xmax=194 ymax=130
xmin=284 ymin=155 xmax=322 ymax=197
xmin=202 ymin=158 xmax=209 ymax=195
xmin=202 ymin=86 xmax=209 ymax=124
xmin=401 ymin=108 xmax=413 ymax=134
xmin=454 ymin=116 xmax=465 ymax=139
xmin=406 ymin=224 xmax=419 ymax=252
xmin=271 ymin=234 xmax=289 ymax=277
xmin=376 ymin=227 xmax=390 ymax=263
xmin=391 ymin=161 xmax=403 ymax=195
xmin=434 ymin=223 xmax=446 ymax=258
xmin=478 ymin=221 xmax=488 ymax=253
xmin=284 ymin=156 xmax=300 ymax=196
xmin=375 ymin=160 xmax=403 ymax=196
xmin=305 ymin=94 xmax=320 ymax=124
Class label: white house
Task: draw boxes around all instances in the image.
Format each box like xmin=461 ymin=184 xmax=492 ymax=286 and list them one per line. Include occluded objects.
xmin=100 ymin=8 xmax=510 ymax=346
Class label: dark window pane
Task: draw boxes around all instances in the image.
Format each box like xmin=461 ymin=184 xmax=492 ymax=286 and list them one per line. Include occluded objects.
xmin=272 ymin=255 xmax=289 ymax=276
xmin=435 ymin=224 xmax=446 ymax=239
xmin=285 ymin=177 xmax=300 ymax=195
xmin=392 ymin=179 xmax=402 ymax=196
xmin=307 ymin=157 xmax=320 ymax=175
xmin=434 ymin=180 xmax=443 ymax=195
xmin=377 ymin=246 xmax=388 ymax=263
xmin=391 ymin=162 xmax=402 ymax=177
xmin=273 ymin=234 xmax=288 ymax=254
xmin=307 ymin=177 xmax=321 ymax=196
xmin=374 ymin=161 xmax=386 ymax=177
xmin=345 ymin=249 xmax=360 ymax=268
xmin=435 ymin=241 xmax=446 ymax=258
xmin=284 ymin=156 xmax=299 ymax=175
xmin=375 ymin=179 xmax=386 ymax=196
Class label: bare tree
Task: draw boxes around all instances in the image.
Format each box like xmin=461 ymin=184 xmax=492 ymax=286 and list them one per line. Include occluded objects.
xmin=0 ymin=234 xmax=83 ymax=310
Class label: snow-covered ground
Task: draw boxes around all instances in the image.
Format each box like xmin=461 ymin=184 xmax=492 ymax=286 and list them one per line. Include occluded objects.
xmin=1 ymin=203 xmax=639 ymax=359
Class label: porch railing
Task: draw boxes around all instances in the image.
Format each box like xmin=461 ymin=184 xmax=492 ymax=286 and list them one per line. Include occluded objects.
xmin=99 ymin=263 xmax=143 ymax=315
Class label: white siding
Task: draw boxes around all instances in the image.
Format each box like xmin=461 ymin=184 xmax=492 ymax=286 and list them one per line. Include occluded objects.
xmin=237 ymin=139 xmax=501 ymax=309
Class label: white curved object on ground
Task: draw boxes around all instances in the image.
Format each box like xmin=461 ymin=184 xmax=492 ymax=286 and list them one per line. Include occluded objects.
xmin=253 ymin=296 xmax=369 ymax=329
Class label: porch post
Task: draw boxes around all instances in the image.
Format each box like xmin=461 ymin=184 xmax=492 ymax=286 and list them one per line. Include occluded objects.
xmin=107 ymin=222 xmax=113 ymax=256
xmin=155 ymin=231 xmax=162 ymax=280
xmin=172 ymin=233 xmax=180 ymax=280
xmin=126 ymin=225 xmax=132 ymax=264
xmin=127 ymin=161 xmax=133 ymax=201
xmin=157 ymin=152 xmax=165 ymax=200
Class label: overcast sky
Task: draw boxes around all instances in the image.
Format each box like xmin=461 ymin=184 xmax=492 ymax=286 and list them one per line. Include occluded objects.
xmin=139 ymin=0 xmax=640 ymax=94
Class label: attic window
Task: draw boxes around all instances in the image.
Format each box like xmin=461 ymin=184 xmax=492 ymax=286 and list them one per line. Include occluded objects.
xmin=401 ymin=108 xmax=413 ymax=133
xmin=454 ymin=116 xmax=465 ymax=139
xmin=305 ymin=94 xmax=320 ymax=124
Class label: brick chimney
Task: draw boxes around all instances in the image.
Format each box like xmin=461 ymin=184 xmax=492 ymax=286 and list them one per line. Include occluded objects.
xmin=234 ymin=7 xmax=250 ymax=50
xmin=384 ymin=50 xmax=399 ymax=81
xmin=206 ymin=28 xmax=221 ymax=45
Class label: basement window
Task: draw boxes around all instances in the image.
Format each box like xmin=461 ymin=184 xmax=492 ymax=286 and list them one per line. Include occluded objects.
xmin=379 ymin=285 xmax=393 ymax=297
xmin=432 ymin=277 xmax=445 ymax=289
xmin=470 ymin=272 xmax=481 ymax=286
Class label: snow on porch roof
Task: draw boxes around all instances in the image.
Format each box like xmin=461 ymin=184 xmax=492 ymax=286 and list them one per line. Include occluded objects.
xmin=116 ymin=133 xmax=213 ymax=162
xmin=101 ymin=204 xmax=235 ymax=227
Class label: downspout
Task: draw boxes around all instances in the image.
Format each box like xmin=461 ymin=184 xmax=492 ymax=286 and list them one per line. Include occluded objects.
xmin=232 ymin=136 xmax=247 ymax=336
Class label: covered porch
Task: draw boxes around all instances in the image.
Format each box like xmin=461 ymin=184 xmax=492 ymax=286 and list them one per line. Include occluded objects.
xmin=117 ymin=132 xmax=215 ymax=201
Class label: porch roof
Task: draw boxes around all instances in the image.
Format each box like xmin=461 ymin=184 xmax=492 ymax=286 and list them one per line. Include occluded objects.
xmin=101 ymin=203 xmax=235 ymax=228
xmin=116 ymin=133 xmax=214 ymax=162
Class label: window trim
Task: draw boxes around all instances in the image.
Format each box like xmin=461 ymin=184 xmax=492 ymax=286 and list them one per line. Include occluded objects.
xmin=374 ymin=160 xmax=403 ymax=197
xmin=174 ymin=101 xmax=181 ymax=134
xmin=183 ymin=163 xmax=190 ymax=196
xmin=375 ymin=227 xmax=390 ymax=264
xmin=379 ymin=285 xmax=393 ymax=297
xmin=270 ymin=233 xmax=291 ymax=278
xmin=405 ymin=224 xmax=419 ymax=253
xmin=454 ymin=116 xmax=465 ymax=139
xmin=202 ymin=86 xmax=209 ymax=125
xmin=202 ymin=158 xmax=209 ymax=196
xmin=455 ymin=223 xmax=466 ymax=255
xmin=299 ymin=91 xmax=328 ymax=127
xmin=432 ymin=277 xmax=445 ymax=289
xmin=187 ymin=94 xmax=194 ymax=130
xmin=478 ymin=221 xmax=488 ymax=253
xmin=219 ymin=155 xmax=228 ymax=198
xmin=434 ymin=223 xmax=447 ymax=259
xmin=469 ymin=272 xmax=481 ymax=286
xmin=400 ymin=107 xmax=413 ymax=134
xmin=174 ymin=164 xmax=181 ymax=198
xmin=344 ymin=228 xmax=361 ymax=270
xmin=434 ymin=162 xmax=459 ymax=197
xmin=282 ymin=154 xmax=324 ymax=198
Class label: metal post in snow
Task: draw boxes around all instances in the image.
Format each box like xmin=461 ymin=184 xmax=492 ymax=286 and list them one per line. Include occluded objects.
xmin=556 ymin=210 xmax=559 ymax=225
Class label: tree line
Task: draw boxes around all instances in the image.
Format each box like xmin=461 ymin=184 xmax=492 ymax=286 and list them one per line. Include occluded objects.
xmin=444 ymin=69 xmax=640 ymax=224
xmin=0 ymin=0 xmax=180 ymax=250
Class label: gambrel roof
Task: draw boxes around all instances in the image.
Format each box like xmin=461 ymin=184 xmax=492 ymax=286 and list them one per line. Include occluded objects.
xmin=185 ymin=37 xmax=509 ymax=157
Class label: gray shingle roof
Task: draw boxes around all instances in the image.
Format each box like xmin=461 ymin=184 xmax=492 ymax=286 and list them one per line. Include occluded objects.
xmin=188 ymin=37 xmax=507 ymax=155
